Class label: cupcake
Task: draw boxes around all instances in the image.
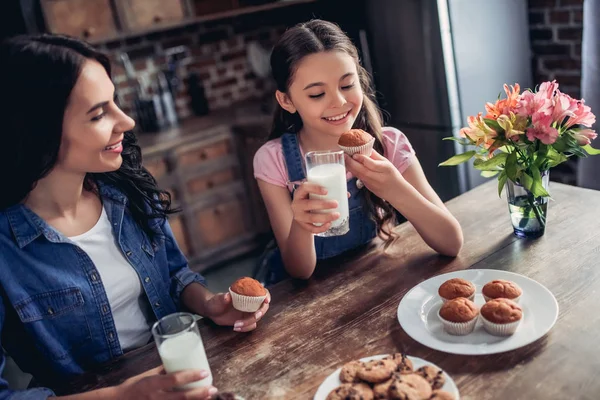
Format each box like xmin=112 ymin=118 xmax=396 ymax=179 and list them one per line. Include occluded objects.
xmin=229 ymin=277 xmax=267 ymax=312
xmin=482 ymin=279 xmax=522 ymax=303
xmin=338 ymin=129 xmax=375 ymax=156
xmin=438 ymin=298 xmax=479 ymax=335
xmin=480 ymin=298 xmax=523 ymax=336
xmin=438 ymin=278 xmax=475 ymax=303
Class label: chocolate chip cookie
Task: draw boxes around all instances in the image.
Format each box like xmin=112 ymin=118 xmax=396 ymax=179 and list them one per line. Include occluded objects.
xmin=389 ymin=374 xmax=432 ymax=399
xmin=340 ymin=360 xmax=364 ymax=383
xmin=416 ymin=365 xmax=446 ymax=390
xmin=326 ymin=383 xmax=374 ymax=400
xmin=356 ymin=359 xmax=396 ymax=383
xmin=384 ymin=353 xmax=414 ymax=374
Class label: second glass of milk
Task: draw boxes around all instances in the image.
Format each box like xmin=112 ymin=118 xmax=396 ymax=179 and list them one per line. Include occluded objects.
xmin=151 ymin=312 xmax=212 ymax=390
xmin=305 ymin=150 xmax=350 ymax=237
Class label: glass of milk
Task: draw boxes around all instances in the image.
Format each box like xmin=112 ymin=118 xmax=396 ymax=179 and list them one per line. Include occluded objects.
xmin=305 ymin=150 xmax=350 ymax=237
xmin=151 ymin=312 xmax=212 ymax=390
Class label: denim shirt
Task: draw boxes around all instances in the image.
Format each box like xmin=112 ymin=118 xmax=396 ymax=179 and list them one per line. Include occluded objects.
xmin=0 ymin=182 xmax=206 ymax=399
xmin=264 ymin=133 xmax=378 ymax=284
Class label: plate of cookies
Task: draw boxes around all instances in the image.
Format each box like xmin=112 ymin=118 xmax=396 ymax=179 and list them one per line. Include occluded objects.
xmin=397 ymin=269 xmax=558 ymax=355
xmin=314 ymin=353 xmax=458 ymax=399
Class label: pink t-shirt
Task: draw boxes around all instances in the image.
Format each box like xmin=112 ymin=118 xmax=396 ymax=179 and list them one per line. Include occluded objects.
xmin=253 ymin=127 xmax=415 ymax=189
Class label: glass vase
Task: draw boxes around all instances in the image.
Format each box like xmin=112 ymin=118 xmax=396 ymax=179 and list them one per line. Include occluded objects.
xmin=505 ymin=172 xmax=550 ymax=239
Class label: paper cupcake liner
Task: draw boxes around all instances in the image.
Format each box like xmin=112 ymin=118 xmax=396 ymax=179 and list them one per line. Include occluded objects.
xmin=481 ymin=315 xmax=522 ymax=336
xmin=483 ymin=294 xmax=521 ymax=303
xmin=228 ymin=288 xmax=266 ymax=313
xmin=438 ymin=310 xmax=478 ymax=335
xmin=338 ymin=137 xmax=375 ymax=156
xmin=440 ymin=293 xmax=475 ymax=303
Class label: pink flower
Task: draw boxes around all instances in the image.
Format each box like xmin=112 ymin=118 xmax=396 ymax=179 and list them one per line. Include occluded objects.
xmin=538 ymin=80 xmax=559 ymax=100
xmin=526 ymin=112 xmax=559 ymax=144
xmin=564 ymin=99 xmax=596 ymax=129
xmin=460 ymin=112 xmax=498 ymax=148
xmin=517 ymin=90 xmax=552 ymax=117
xmin=572 ymin=129 xmax=597 ymax=146
xmin=551 ymin=91 xmax=577 ymax=125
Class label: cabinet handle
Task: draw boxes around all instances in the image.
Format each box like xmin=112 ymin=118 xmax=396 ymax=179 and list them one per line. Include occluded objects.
xmin=213 ymin=207 xmax=221 ymax=216
xmin=206 ymin=180 xmax=214 ymax=189
xmin=83 ymin=27 xmax=95 ymax=38
xmin=199 ymin=151 xmax=208 ymax=160
xmin=153 ymin=15 xmax=163 ymax=24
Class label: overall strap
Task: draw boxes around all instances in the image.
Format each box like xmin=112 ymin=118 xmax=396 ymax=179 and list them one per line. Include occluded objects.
xmin=281 ymin=133 xmax=306 ymax=183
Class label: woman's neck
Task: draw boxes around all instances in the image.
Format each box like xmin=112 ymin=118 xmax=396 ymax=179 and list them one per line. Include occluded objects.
xmin=24 ymin=168 xmax=89 ymax=219
xmin=298 ymin=127 xmax=340 ymax=152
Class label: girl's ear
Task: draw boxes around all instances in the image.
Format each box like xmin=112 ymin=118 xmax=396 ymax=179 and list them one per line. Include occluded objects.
xmin=275 ymin=90 xmax=297 ymax=114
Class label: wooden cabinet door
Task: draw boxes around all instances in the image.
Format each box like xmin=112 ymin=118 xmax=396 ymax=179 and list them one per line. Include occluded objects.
xmin=117 ymin=0 xmax=186 ymax=31
xmin=176 ymin=138 xmax=233 ymax=169
xmin=41 ymin=0 xmax=117 ymax=40
xmin=194 ymin=196 xmax=246 ymax=248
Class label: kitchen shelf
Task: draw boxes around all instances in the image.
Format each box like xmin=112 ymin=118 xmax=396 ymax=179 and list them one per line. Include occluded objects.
xmin=90 ymin=0 xmax=317 ymax=45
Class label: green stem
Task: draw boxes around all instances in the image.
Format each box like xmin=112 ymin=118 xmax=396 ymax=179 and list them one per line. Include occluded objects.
xmin=527 ymin=192 xmax=546 ymax=228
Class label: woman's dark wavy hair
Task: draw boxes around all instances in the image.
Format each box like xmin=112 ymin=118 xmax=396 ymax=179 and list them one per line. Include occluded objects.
xmin=0 ymin=34 xmax=175 ymax=237
xmin=269 ymin=19 xmax=397 ymax=240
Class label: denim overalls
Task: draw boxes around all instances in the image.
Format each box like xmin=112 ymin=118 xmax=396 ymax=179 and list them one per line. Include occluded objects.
xmin=261 ymin=133 xmax=378 ymax=285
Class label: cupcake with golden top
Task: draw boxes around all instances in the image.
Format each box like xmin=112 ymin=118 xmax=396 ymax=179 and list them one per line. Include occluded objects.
xmin=480 ymin=298 xmax=523 ymax=336
xmin=482 ymin=279 xmax=522 ymax=303
xmin=229 ymin=277 xmax=267 ymax=312
xmin=438 ymin=297 xmax=479 ymax=335
xmin=338 ymin=129 xmax=375 ymax=156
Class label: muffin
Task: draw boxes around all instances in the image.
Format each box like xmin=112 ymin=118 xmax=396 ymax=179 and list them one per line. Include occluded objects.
xmin=480 ymin=298 xmax=523 ymax=336
xmin=482 ymin=279 xmax=522 ymax=303
xmin=438 ymin=278 xmax=475 ymax=303
xmin=229 ymin=277 xmax=267 ymax=312
xmin=338 ymin=129 xmax=375 ymax=156
xmin=438 ymin=298 xmax=479 ymax=335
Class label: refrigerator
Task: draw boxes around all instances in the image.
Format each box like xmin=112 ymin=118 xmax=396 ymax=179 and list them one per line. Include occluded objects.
xmin=360 ymin=0 xmax=533 ymax=201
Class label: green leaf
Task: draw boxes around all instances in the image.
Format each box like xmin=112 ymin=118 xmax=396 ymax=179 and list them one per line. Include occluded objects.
xmin=439 ymin=151 xmax=476 ymax=166
xmin=473 ymin=152 xmax=508 ymax=171
xmin=530 ymin=165 xmax=551 ymax=198
xmin=520 ymin=172 xmax=534 ymax=192
xmin=442 ymin=136 xmax=473 ymax=146
xmin=546 ymin=146 xmax=568 ymax=167
xmin=498 ymin=170 xmax=508 ymax=197
xmin=481 ymin=170 xmax=500 ymax=178
xmin=505 ymin=152 xmax=519 ymax=181
xmin=483 ymin=118 xmax=502 ymax=132
xmin=583 ymin=144 xmax=600 ymax=155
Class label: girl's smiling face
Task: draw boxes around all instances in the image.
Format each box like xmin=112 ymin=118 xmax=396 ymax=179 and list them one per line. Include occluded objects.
xmin=276 ymin=51 xmax=364 ymax=141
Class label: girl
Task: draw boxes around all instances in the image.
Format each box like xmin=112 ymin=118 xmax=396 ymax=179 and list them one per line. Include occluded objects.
xmin=253 ymin=20 xmax=463 ymax=284
xmin=0 ymin=35 xmax=269 ymax=399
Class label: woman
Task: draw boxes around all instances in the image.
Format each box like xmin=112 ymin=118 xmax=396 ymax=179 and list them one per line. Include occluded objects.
xmin=0 ymin=34 xmax=269 ymax=399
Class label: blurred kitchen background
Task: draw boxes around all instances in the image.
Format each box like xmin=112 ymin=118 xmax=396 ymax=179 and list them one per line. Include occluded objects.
xmin=0 ymin=0 xmax=592 ymax=291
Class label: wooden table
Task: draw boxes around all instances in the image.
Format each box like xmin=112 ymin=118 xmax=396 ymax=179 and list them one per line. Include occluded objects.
xmin=63 ymin=182 xmax=600 ymax=399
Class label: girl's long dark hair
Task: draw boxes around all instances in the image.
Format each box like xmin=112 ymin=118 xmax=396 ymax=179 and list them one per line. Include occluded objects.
xmin=269 ymin=20 xmax=397 ymax=240
xmin=0 ymin=34 xmax=175 ymax=237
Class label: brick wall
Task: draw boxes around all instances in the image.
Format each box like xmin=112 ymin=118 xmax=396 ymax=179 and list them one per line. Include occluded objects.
xmin=97 ymin=14 xmax=293 ymax=119
xmin=528 ymin=0 xmax=584 ymax=98
xmin=528 ymin=0 xmax=584 ymax=184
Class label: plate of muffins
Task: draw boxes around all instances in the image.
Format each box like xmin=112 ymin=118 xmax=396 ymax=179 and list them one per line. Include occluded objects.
xmin=314 ymin=353 xmax=459 ymax=400
xmin=397 ymin=269 xmax=558 ymax=355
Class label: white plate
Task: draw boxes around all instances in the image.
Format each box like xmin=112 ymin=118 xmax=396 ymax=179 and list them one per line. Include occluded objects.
xmin=314 ymin=354 xmax=459 ymax=400
xmin=397 ymin=269 xmax=558 ymax=355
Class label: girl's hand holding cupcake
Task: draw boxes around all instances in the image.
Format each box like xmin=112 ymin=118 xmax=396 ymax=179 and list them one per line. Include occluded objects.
xmin=345 ymin=150 xmax=406 ymax=201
